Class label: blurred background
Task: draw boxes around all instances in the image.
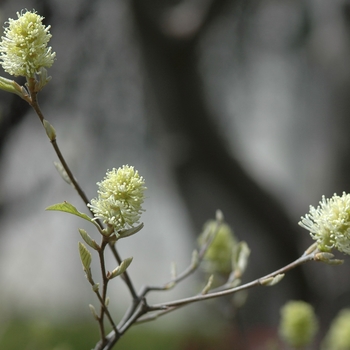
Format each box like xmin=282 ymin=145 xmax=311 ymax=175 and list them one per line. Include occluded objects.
xmin=1 ymin=0 xmax=350 ymax=348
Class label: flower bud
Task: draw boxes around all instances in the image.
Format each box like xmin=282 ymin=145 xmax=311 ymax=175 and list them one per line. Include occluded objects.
xmin=89 ymin=304 xmax=99 ymax=320
xmin=43 ymin=119 xmax=56 ymax=141
xmin=322 ymin=309 xmax=350 ymax=350
xmin=260 ymin=274 xmax=284 ymax=286
xmin=198 ymin=221 xmax=236 ymax=275
xmin=279 ymin=300 xmax=318 ymax=348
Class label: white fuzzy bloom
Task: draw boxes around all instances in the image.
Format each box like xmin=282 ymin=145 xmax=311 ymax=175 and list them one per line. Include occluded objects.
xmin=88 ymin=166 xmax=146 ymax=232
xmin=0 ymin=10 xmax=56 ymax=77
xmin=299 ymin=192 xmax=350 ymax=255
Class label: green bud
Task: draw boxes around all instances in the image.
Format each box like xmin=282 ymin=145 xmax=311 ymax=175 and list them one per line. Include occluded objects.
xmin=232 ymin=241 xmax=250 ymax=278
xmin=89 ymin=304 xmax=99 ymax=320
xmin=315 ymin=252 xmax=344 ymax=265
xmin=260 ymin=274 xmax=284 ymax=286
xmin=198 ymin=220 xmax=236 ymax=275
xmin=201 ymin=275 xmax=214 ymax=295
xmin=43 ymin=119 xmax=56 ymax=141
xmin=322 ymin=309 xmax=350 ymax=350
xmin=79 ymin=228 xmax=100 ymax=250
xmin=279 ymin=301 xmax=318 ymax=348
xmin=315 ymin=252 xmax=334 ymax=261
xmin=107 ymin=257 xmax=133 ymax=279
xmin=105 ymin=297 xmax=110 ymax=307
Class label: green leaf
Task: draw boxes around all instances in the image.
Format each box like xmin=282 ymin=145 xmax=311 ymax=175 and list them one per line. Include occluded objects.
xmin=46 ymin=201 xmax=93 ymax=223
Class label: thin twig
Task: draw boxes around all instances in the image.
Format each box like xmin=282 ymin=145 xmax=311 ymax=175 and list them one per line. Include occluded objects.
xmin=150 ymin=251 xmax=316 ymax=310
xmin=98 ymin=247 xmax=317 ymax=349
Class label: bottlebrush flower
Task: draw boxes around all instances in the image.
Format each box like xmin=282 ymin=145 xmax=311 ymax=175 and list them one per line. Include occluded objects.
xmin=0 ymin=10 xmax=55 ymax=77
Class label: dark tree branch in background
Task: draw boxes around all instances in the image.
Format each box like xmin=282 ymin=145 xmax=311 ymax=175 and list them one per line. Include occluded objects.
xmin=130 ymin=0 xmax=312 ymax=300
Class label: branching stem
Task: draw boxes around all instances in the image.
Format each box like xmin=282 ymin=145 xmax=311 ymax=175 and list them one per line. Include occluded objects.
xmin=26 ymin=81 xmax=134 ymax=348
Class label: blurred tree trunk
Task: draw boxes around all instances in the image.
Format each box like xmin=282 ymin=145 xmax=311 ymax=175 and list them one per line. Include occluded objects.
xmin=130 ymin=0 xmax=312 ymax=301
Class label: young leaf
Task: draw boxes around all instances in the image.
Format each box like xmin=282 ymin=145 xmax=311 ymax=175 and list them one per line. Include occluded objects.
xmin=78 ymin=242 xmax=92 ymax=271
xmin=46 ymin=201 xmax=92 ymax=223
xmin=79 ymin=228 xmax=100 ymax=250
xmin=118 ymin=223 xmax=144 ymax=239
xmin=108 ymin=257 xmax=133 ymax=279
xmin=0 ymin=76 xmax=24 ymax=98
xmin=54 ymin=161 xmax=72 ymax=185
xmin=201 ymin=275 xmax=214 ymax=295
xmin=232 ymin=241 xmax=251 ymax=278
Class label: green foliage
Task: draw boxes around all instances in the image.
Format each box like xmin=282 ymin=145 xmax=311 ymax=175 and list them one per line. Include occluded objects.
xmin=0 ymin=319 xmax=98 ymax=350
xmin=46 ymin=202 xmax=93 ymax=223
xmin=0 ymin=319 xmax=219 ymax=350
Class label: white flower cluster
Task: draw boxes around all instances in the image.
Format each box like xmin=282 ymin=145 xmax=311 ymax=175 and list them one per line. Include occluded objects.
xmin=0 ymin=10 xmax=55 ymax=77
xmin=88 ymin=166 xmax=146 ymax=232
xmin=299 ymin=192 xmax=350 ymax=255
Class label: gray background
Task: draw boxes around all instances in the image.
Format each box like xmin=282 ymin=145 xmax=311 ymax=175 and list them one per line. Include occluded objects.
xmin=1 ymin=0 xmax=350 ymax=344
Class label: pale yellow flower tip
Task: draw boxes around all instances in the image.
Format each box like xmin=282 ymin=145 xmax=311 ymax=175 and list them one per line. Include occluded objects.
xmin=88 ymin=165 xmax=146 ymax=232
xmin=299 ymin=192 xmax=350 ymax=255
xmin=0 ymin=10 xmax=56 ymax=77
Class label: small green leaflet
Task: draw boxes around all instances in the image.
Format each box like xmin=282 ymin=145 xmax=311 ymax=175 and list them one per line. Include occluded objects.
xmin=46 ymin=201 xmax=93 ymax=223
